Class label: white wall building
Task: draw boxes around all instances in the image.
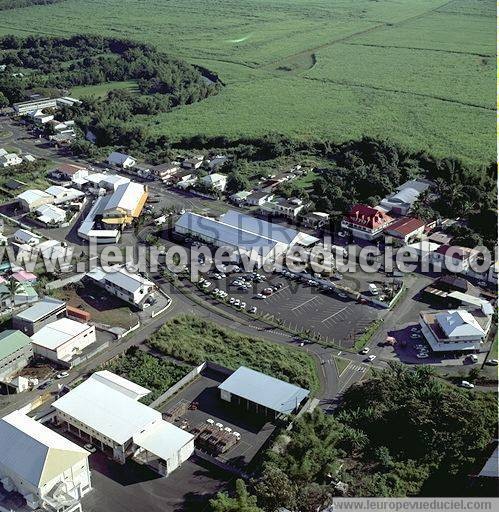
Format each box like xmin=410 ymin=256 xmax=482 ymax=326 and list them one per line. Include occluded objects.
xmin=200 ymin=173 xmax=227 ymax=192
xmin=0 ymin=410 xmax=91 ymax=512
xmin=13 ymin=228 xmax=41 ymax=246
xmin=30 ymin=318 xmax=96 ymax=364
xmin=52 ymin=372 xmax=194 ymax=476
xmin=45 ymin=185 xmax=84 ymax=205
xmin=107 ymin=152 xmax=136 ymax=169
xmin=17 ymin=189 xmax=54 ymax=212
xmin=0 ymin=149 xmax=22 ymax=168
xmin=86 ymin=266 xmax=156 ymax=309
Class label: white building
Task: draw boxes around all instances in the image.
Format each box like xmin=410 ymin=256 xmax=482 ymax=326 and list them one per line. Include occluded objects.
xmin=419 ymin=308 xmax=491 ymax=352
xmin=77 ymin=196 xmax=121 ymax=244
xmin=45 ymin=185 xmax=85 ymax=205
xmin=0 ymin=410 xmax=91 ymax=512
xmin=86 ymin=266 xmax=156 ymax=309
xmin=30 ymin=318 xmax=96 ymax=364
xmin=379 ymin=179 xmax=432 ymax=216
xmin=200 ymin=173 xmax=227 ymax=192
xmin=107 ymin=152 xmax=136 ymax=169
xmin=13 ymin=97 xmax=57 ymax=115
xmin=101 ymin=181 xmax=147 ymax=225
xmin=17 ymin=189 xmax=54 ymax=211
xmin=52 ymin=372 xmax=194 ymax=475
xmin=13 ymin=228 xmax=41 ymax=246
xmin=431 ymin=244 xmax=480 ymax=274
xmin=36 ymin=204 xmax=67 ymax=226
xmin=261 ymin=197 xmax=305 ymax=219
xmin=0 ymin=149 xmax=22 ymax=168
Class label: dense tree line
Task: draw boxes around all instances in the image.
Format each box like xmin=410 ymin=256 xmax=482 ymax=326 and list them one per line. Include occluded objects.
xmin=0 ymin=0 xmax=62 ymax=10
xmin=0 ymin=34 xmax=220 ymax=140
xmin=210 ymin=364 xmax=497 ymax=510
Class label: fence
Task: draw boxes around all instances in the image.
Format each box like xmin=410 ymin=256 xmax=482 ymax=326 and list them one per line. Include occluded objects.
xmin=46 ymin=272 xmax=85 ymax=290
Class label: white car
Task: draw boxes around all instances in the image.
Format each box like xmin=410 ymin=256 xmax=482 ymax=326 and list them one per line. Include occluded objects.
xmin=56 ymin=371 xmax=69 ymax=379
xmin=360 ymin=347 xmax=370 ymax=355
xmin=256 ymin=293 xmax=265 ymax=299
xmin=486 ymin=359 xmax=498 ymax=366
xmin=234 ymin=299 xmax=241 ymax=307
xmin=249 ymin=306 xmax=257 ymax=314
xmin=416 ymin=353 xmax=429 ymax=359
xmin=229 ymin=297 xmax=235 ymax=304
xmin=410 ymin=333 xmax=421 ymax=339
xmin=367 ymin=355 xmax=376 ymax=362
xmin=240 ymin=302 xmax=246 ymax=309
xmin=460 ymin=380 xmax=475 ymax=389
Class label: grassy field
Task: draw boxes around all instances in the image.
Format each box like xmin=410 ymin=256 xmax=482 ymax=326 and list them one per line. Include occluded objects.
xmin=147 ymin=315 xmax=319 ymax=392
xmin=70 ymin=80 xmax=139 ymax=98
xmin=0 ymin=0 xmax=494 ymax=165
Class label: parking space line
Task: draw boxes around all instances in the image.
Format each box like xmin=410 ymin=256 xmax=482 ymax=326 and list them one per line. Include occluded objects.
xmin=291 ymin=296 xmax=319 ymax=311
xmin=321 ymin=306 xmax=349 ymax=323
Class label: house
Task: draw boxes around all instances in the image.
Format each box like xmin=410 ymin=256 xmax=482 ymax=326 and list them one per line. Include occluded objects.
xmin=0 ymin=330 xmax=33 ymax=382
xmin=12 ymin=270 xmax=37 ymax=283
xmin=17 ymin=189 xmax=54 ymax=212
xmin=341 ymin=204 xmax=395 ymax=241
xmin=302 ymin=211 xmax=329 ymax=229
xmin=45 ymin=185 xmax=84 ymax=205
xmin=181 ymin=156 xmax=204 ymax=170
xmin=23 ymin=154 xmax=36 ymax=163
xmin=13 ymin=97 xmax=57 ymax=114
xmin=431 ymin=244 xmax=480 ymax=274
xmin=207 ymin=155 xmax=228 ymax=172
xmin=200 ymin=173 xmax=227 ymax=192
xmin=107 ymin=151 xmax=136 ymax=169
xmin=49 ymin=132 xmax=76 ymax=145
xmin=427 ymin=231 xmax=454 ymax=245
xmin=52 ymin=372 xmax=194 ymax=475
xmin=383 ymin=217 xmax=426 ymax=244
xmin=152 ymin=163 xmax=179 ymax=183
xmin=30 ymin=111 xmax=54 ymax=125
xmin=260 ymin=197 xmax=305 ymax=219
xmin=13 ymin=228 xmax=41 ymax=246
xmin=0 ymin=150 xmax=22 ymax=168
xmin=229 ymin=190 xmax=252 ymax=204
xmin=36 ymin=203 xmax=67 ymax=226
xmin=101 ymin=181 xmax=148 ymax=226
xmin=51 ymin=163 xmax=88 ymax=181
xmin=86 ymin=266 xmax=156 ymax=309
xmin=245 ymin=191 xmax=274 ymax=207
xmin=30 ymin=318 xmax=96 ymax=365
xmin=379 ymin=179 xmax=432 ymax=216
xmin=423 ymin=275 xmax=480 ymax=304
xmin=13 ymin=298 xmax=67 ymax=335
xmin=99 ymin=174 xmax=131 ymax=191
xmin=218 ymin=366 xmax=309 ymax=419
xmin=419 ymin=308 xmax=492 ymax=352
xmin=0 ymin=410 xmax=91 ymax=511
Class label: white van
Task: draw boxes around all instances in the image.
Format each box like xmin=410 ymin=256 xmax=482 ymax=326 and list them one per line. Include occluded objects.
xmin=368 ymin=283 xmax=379 ymax=295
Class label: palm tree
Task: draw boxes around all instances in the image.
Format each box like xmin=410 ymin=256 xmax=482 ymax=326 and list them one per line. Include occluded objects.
xmin=7 ymin=279 xmax=22 ymax=309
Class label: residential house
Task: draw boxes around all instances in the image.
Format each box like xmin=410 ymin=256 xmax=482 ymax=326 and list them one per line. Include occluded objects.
xmin=302 ymin=211 xmax=329 ymax=229
xmin=181 ymin=156 xmax=204 ymax=170
xmin=51 ymin=163 xmax=88 ymax=181
xmin=431 ymin=244 xmax=480 ymax=274
xmin=260 ymin=197 xmax=305 ymax=219
xmin=0 ymin=149 xmax=22 ymax=168
xmin=245 ymin=191 xmax=274 ymax=206
xmin=36 ymin=204 xmax=67 ymax=226
xmin=107 ymin=151 xmax=136 ymax=169
xmin=341 ymin=204 xmax=395 ymax=241
xmin=200 ymin=173 xmax=227 ymax=192
xmin=152 ymin=163 xmax=179 ymax=183
xmin=0 ymin=330 xmax=33 ymax=382
xmin=13 ymin=228 xmax=41 ymax=246
xmin=17 ymin=189 xmax=54 ymax=212
xmin=45 ymin=185 xmax=85 ymax=205
xmin=229 ymin=191 xmax=252 ymax=205
xmin=13 ymin=298 xmax=67 ymax=335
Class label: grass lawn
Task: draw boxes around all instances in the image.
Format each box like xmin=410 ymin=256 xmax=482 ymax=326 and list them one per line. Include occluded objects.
xmin=147 ymin=314 xmax=319 ymax=393
xmin=489 ymin=335 xmax=498 ymax=359
xmin=70 ymin=80 xmax=139 ymax=99
xmin=0 ymin=0 xmax=494 ymax=165
xmin=53 ymin=284 xmax=138 ymax=329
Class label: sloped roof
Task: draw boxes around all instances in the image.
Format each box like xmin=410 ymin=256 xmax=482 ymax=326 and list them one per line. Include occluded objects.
xmin=0 ymin=330 xmax=32 ymax=360
xmin=104 ymin=182 xmax=145 ymax=213
xmin=0 ymin=411 xmax=88 ymax=488
xmin=108 ymin=152 xmax=135 ymax=165
xmin=17 ymin=189 xmax=52 ymax=205
xmin=218 ymin=366 xmax=309 ymax=414
xmin=436 ymin=310 xmax=485 ymax=338
xmin=346 ymin=204 xmax=394 ymax=230
xmin=384 ymin=216 xmax=425 ymax=237
xmin=14 ymin=298 xmax=66 ymax=323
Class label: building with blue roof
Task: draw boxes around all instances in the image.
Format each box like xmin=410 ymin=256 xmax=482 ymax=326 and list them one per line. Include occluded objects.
xmin=218 ymin=366 xmax=310 ymax=419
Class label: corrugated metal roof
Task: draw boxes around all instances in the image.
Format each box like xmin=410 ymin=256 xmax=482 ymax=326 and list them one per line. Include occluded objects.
xmin=53 ymin=376 xmax=160 ymax=445
xmin=91 ymin=370 xmax=150 ymax=401
xmin=0 ymin=330 xmax=32 ymax=360
xmin=0 ymin=411 xmax=88 ymax=488
xmin=14 ymin=298 xmax=65 ymax=322
xmin=218 ymin=366 xmax=309 ymax=414
xmin=104 ymin=182 xmax=145 ymax=213
xmin=31 ymin=318 xmax=92 ymax=350
xmin=436 ymin=310 xmax=485 ymax=338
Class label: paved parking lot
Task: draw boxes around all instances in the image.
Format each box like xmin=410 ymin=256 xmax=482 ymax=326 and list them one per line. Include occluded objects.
xmin=158 ymin=368 xmax=277 ymax=468
xmin=195 ymin=271 xmax=379 ymax=348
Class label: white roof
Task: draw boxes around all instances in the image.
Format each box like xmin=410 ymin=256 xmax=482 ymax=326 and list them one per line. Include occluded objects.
xmin=45 ymin=186 xmax=84 ymax=202
xmin=77 ymin=196 xmax=120 ymax=240
xmin=14 ymin=228 xmax=40 ymax=243
xmin=101 ymin=174 xmax=130 ymax=187
xmin=436 ymin=310 xmax=485 ymax=338
xmin=17 ymin=189 xmax=52 ymax=205
xmin=85 ymin=172 xmax=107 ymax=185
xmin=104 ymin=182 xmax=145 ymax=213
xmin=407 ymin=241 xmax=441 ymax=253
xmin=0 ymin=410 xmax=88 ymax=488
xmin=31 ymin=318 xmax=91 ymax=350
xmin=88 ymin=265 xmax=154 ymax=293
xmin=53 ymin=375 xmax=161 ymax=445
xmin=36 ymin=204 xmax=66 ymax=223
xmin=134 ymin=419 xmax=193 ymax=461
xmin=91 ymin=370 xmax=151 ymax=401
xmin=201 ymin=173 xmax=227 ymax=185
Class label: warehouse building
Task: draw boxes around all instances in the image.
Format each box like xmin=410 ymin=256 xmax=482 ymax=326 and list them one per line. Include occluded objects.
xmin=52 ymin=372 xmax=194 ymax=476
xmin=174 ymin=210 xmax=318 ymax=267
xmin=17 ymin=189 xmax=54 ymax=212
xmin=218 ymin=366 xmax=310 ymax=419
xmin=13 ymin=297 xmax=67 ymax=335
xmin=101 ymin=181 xmax=148 ymax=225
xmin=30 ymin=318 xmax=96 ymax=365
xmin=0 ymin=410 xmax=91 ymax=512
xmin=0 ymin=330 xmax=33 ymax=382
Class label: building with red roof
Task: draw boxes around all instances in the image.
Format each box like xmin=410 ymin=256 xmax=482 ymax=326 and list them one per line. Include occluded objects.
xmin=384 ymin=216 xmax=426 ymax=243
xmin=341 ymin=204 xmax=395 ymax=241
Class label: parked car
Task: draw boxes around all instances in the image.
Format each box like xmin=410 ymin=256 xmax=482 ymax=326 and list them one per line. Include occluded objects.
xmin=367 ymin=355 xmax=376 ymax=362
xmin=249 ymin=306 xmax=257 ymax=314
xmin=360 ymin=347 xmax=370 ymax=355
xmin=84 ymin=443 xmax=97 ymax=453
xmin=229 ymin=297 xmax=235 ymax=304
xmin=262 ymin=288 xmax=273 ymax=296
xmin=56 ymin=371 xmax=69 ymax=379
xmin=467 ymin=354 xmax=478 ymax=363
xmin=416 ymin=353 xmax=429 ymax=359
xmin=460 ymin=380 xmax=475 ymax=389
xmin=486 ymin=359 xmax=498 ymax=366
